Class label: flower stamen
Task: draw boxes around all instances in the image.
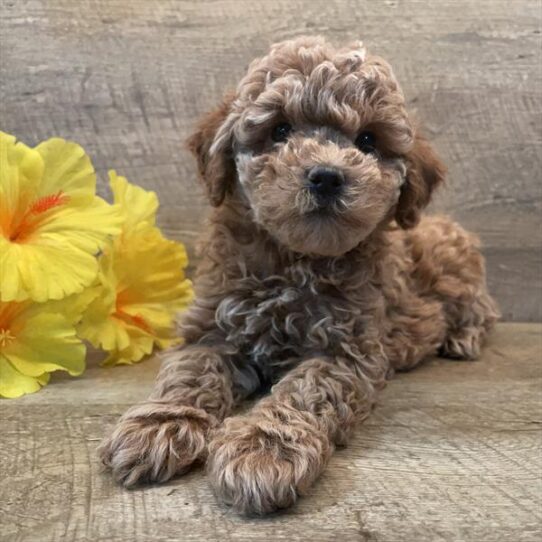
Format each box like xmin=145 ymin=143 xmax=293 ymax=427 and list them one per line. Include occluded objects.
xmin=30 ymin=191 xmax=70 ymax=215
xmin=0 ymin=328 xmax=16 ymax=348
xmin=9 ymin=191 xmax=70 ymax=242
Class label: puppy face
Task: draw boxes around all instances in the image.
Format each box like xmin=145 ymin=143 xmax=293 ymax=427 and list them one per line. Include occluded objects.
xmin=189 ymin=37 xmax=445 ymax=257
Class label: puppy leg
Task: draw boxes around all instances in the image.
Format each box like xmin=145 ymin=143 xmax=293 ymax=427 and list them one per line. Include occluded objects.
xmin=440 ymin=287 xmax=499 ymax=360
xmin=405 ymin=216 xmax=499 ymax=361
xmin=207 ymin=355 xmax=386 ymax=515
xmin=100 ymin=345 xmax=234 ymax=487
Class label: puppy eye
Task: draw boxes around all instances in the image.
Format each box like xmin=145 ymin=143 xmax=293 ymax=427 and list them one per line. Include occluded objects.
xmin=271 ymin=122 xmax=293 ymax=143
xmin=355 ymin=131 xmax=377 ymax=154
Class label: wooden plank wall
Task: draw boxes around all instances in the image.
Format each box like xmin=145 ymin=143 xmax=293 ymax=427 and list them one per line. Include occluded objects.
xmin=1 ymin=0 xmax=541 ymax=321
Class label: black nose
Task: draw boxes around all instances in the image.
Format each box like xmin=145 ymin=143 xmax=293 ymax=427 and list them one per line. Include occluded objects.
xmin=307 ymin=166 xmax=344 ymax=202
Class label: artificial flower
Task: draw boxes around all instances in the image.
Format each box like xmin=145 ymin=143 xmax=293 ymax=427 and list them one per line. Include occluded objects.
xmin=0 ymin=292 xmax=93 ymax=398
xmin=77 ymin=171 xmax=193 ymax=365
xmin=0 ymin=132 xmax=122 ymax=302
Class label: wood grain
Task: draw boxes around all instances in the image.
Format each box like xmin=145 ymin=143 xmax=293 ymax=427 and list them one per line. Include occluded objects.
xmin=0 ymin=0 xmax=541 ymax=322
xmin=1 ymin=323 xmax=541 ymax=542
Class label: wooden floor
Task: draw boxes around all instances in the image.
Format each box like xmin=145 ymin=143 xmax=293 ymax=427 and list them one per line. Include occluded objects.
xmin=1 ymin=323 xmax=541 ymax=542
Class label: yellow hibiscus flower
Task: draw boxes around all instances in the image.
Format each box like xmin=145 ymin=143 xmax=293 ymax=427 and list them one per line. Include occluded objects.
xmin=0 ymin=292 xmax=92 ymax=398
xmin=0 ymin=132 xmax=122 ymax=302
xmin=77 ymin=172 xmax=193 ymax=365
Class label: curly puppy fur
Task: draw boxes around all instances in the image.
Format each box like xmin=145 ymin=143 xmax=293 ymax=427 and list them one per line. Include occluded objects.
xmin=100 ymin=37 xmax=499 ymax=515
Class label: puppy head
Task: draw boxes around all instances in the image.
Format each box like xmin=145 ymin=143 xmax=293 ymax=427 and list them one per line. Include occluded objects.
xmin=189 ymin=36 xmax=445 ymax=256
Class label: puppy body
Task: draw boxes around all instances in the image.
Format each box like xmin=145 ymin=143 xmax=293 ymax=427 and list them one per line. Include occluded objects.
xmin=100 ymin=37 xmax=499 ymax=515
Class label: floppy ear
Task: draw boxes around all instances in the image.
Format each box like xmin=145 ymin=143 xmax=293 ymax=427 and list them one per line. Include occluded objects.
xmin=186 ymin=92 xmax=236 ymax=206
xmin=395 ymin=131 xmax=446 ymax=228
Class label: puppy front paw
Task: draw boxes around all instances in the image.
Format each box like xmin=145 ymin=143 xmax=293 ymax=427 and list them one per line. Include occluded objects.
xmin=207 ymin=406 xmax=331 ymax=515
xmin=440 ymin=326 xmax=482 ymax=360
xmin=99 ymin=401 xmax=215 ymax=487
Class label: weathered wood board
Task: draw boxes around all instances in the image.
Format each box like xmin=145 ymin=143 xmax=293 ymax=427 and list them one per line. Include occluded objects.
xmin=1 ymin=0 xmax=541 ymax=322
xmin=1 ymin=323 xmax=541 ymax=542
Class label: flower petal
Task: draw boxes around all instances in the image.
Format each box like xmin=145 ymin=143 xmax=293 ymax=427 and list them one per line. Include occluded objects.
xmin=4 ymin=313 xmax=86 ymax=377
xmin=35 ymin=196 xmax=122 ymax=253
xmin=0 ymin=132 xmax=44 ymax=237
xmin=28 ymin=287 xmax=99 ymax=326
xmin=114 ymin=227 xmax=191 ymax=306
xmin=0 ymin=354 xmax=50 ymax=398
xmin=109 ymin=170 xmax=158 ymax=229
xmin=101 ymin=334 xmax=155 ymax=367
xmin=34 ymin=138 xmax=96 ymax=205
xmin=76 ymin=250 xmax=123 ymax=350
xmin=1 ymin=237 xmax=99 ymax=302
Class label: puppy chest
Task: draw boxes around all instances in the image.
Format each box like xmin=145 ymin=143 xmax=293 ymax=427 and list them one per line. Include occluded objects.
xmin=214 ymin=278 xmax=358 ymax=360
